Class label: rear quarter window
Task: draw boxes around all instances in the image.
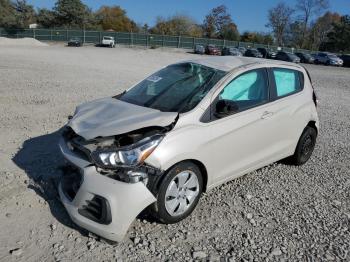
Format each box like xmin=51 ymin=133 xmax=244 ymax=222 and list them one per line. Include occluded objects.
xmin=271 ymin=68 xmax=304 ymax=98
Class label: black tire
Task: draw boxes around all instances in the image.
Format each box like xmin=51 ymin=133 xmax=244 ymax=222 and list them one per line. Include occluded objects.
xmin=289 ymin=126 xmax=317 ymax=166
xmin=151 ymin=161 xmax=203 ymax=224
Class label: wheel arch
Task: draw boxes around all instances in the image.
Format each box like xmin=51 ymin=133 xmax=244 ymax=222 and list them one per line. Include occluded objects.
xmin=154 ymin=159 xmax=209 ymax=193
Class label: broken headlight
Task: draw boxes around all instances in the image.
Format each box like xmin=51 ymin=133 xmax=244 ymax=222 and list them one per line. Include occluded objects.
xmin=91 ymin=135 xmax=163 ymax=168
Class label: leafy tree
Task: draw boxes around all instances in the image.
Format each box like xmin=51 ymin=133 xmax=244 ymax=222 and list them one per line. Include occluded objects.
xmin=12 ymin=0 xmax=35 ymax=28
xmin=0 ymin=0 xmax=16 ymax=28
xmin=240 ymin=31 xmax=274 ymax=45
xmin=267 ymin=2 xmax=294 ymax=46
xmin=286 ymin=21 xmax=305 ymax=47
xmin=150 ymin=15 xmax=203 ymax=37
xmin=95 ymin=6 xmax=138 ymax=32
xmin=321 ymin=15 xmax=350 ymax=52
xmin=295 ymin=0 xmax=329 ymax=47
xmin=203 ymin=5 xmax=239 ymax=40
xmin=53 ymin=0 xmax=90 ymax=28
xmin=36 ymin=8 xmax=56 ymax=28
xmin=221 ymin=22 xmax=240 ymax=41
xmin=309 ymin=12 xmax=341 ymax=50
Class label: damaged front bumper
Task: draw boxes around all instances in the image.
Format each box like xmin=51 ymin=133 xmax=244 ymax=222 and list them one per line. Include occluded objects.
xmin=58 ymin=138 xmax=156 ymax=242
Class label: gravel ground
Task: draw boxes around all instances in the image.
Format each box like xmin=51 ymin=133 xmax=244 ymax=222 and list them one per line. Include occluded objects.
xmin=0 ymin=43 xmax=349 ymax=262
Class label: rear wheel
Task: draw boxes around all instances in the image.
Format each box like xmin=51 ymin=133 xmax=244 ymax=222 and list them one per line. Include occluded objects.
xmin=151 ymin=162 xmax=203 ymax=224
xmin=289 ymin=126 xmax=317 ymax=165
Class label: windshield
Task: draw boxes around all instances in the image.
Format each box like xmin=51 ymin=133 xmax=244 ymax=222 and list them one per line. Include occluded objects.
xmin=118 ymin=63 xmax=226 ymax=113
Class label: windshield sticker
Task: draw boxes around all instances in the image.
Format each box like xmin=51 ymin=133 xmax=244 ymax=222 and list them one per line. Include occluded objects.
xmin=146 ymin=75 xmax=162 ymax=82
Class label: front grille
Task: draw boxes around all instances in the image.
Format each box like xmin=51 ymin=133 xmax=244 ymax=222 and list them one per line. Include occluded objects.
xmin=78 ymin=195 xmax=112 ymax=225
xmin=60 ymin=168 xmax=83 ymax=201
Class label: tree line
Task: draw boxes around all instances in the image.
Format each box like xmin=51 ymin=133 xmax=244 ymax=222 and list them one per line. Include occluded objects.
xmin=267 ymin=0 xmax=349 ymax=52
xmin=0 ymin=0 xmax=349 ymax=52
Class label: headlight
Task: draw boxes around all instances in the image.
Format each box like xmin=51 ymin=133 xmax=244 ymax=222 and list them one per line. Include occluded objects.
xmin=91 ymin=135 xmax=163 ymax=168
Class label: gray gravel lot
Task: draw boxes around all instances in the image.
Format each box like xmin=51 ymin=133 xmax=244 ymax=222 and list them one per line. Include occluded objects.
xmin=0 ymin=44 xmax=349 ymax=262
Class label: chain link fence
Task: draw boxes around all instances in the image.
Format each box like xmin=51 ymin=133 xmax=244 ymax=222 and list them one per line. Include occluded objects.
xmin=0 ymin=28 xmax=312 ymax=54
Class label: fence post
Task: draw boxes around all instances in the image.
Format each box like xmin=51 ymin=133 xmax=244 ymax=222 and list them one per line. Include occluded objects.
xmin=50 ymin=29 xmax=53 ymax=41
xmin=66 ymin=29 xmax=68 ymax=41
xmin=192 ymin=37 xmax=195 ymax=49
xmin=33 ymin=28 xmax=36 ymax=39
xmin=177 ymin=36 xmax=181 ymax=48
xmin=0 ymin=28 xmax=2 ymax=37
xmin=83 ymin=29 xmax=85 ymax=43
xmin=146 ymin=34 xmax=149 ymax=48
xmin=99 ymin=31 xmax=101 ymax=43
xmin=130 ymin=32 xmax=133 ymax=46
xmin=223 ymin=39 xmax=226 ymax=47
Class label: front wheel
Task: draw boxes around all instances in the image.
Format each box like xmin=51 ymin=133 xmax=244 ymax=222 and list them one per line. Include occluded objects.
xmin=151 ymin=162 xmax=203 ymax=224
xmin=289 ymin=126 xmax=317 ymax=165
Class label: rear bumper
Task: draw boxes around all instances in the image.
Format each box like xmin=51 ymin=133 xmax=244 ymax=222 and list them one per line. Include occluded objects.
xmin=58 ymin=138 xmax=156 ymax=242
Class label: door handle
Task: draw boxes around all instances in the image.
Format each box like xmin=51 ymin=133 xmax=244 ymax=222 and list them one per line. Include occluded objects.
xmin=261 ymin=111 xmax=274 ymax=119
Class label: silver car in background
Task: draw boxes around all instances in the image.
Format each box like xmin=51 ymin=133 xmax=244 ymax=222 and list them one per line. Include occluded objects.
xmin=314 ymin=52 xmax=343 ymax=66
xmin=59 ymin=56 xmax=319 ymax=241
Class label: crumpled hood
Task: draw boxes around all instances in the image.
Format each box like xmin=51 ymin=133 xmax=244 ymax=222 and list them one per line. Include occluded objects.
xmin=68 ymin=97 xmax=178 ymax=140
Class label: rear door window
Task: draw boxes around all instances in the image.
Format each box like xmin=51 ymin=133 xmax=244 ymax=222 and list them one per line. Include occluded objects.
xmin=271 ymin=68 xmax=303 ymax=98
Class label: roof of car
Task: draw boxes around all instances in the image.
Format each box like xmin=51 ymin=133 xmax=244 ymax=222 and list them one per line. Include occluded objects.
xmin=186 ymin=56 xmax=303 ymax=72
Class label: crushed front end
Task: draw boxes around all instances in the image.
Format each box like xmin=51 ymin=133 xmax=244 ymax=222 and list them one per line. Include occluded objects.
xmin=58 ymin=126 xmax=169 ymax=242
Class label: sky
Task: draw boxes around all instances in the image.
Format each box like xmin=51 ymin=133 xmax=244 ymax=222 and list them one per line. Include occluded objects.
xmin=28 ymin=0 xmax=350 ymax=33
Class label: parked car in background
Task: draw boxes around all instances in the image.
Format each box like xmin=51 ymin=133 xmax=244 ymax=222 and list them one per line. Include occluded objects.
xmin=194 ymin=44 xmax=205 ymax=55
xmin=100 ymin=36 xmax=115 ymax=48
xmin=222 ymin=47 xmax=242 ymax=56
xmin=59 ymin=57 xmax=319 ymax=242
xmin=205 ymin=45 xmax=221 ymax=55
xmin=244 ymin=49 xmax=263 ymax=58
xmin=257 ymin=47 xmax=277 ymax=59
xmin=311 ymin=53 xmax=318 ymax=59
xmin=275 ymin=51 xmax=300 ymax=63
xmin=314 ymin=52 xmax=343 ymax=66
xmin=339 ymin=54 xmax=350 ymax=67
xmin=295 ymin=53 xmax=315 ymax=64
xmin=237 ymin=47 xmax=247 ymax=55
xmin=68 ymin=37 xmax=82 ymax=47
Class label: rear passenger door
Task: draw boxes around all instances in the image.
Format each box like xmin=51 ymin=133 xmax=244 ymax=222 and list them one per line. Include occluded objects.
xmin=261 ymin=67 xmax=308 ymax=159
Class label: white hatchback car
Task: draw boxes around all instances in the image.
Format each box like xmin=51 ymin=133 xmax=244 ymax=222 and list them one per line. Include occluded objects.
xmin=59 ymin=56 xmax=319 ymax=241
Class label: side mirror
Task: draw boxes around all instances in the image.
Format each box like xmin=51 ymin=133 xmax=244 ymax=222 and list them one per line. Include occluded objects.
xmin=214 ymin=99 xmax=239 ymax=118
